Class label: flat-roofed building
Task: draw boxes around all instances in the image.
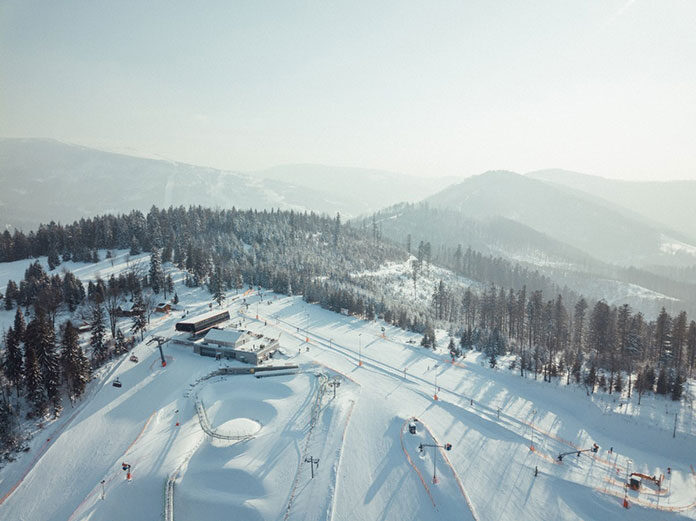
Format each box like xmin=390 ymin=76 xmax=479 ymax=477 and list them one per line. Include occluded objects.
xmin=175 ymin=309 xmax=230 ymax=334
xmin=195 ymin=328 xmax=279 ymax=364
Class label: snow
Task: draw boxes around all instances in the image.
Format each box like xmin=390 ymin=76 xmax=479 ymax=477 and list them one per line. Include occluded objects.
xmin=1 ymin=258 xmax=696 ymax=521
xmin=202 ymin=328 xmax=244 ymax=345
xmin=660 ymin=236 xmax=696 ymax=258
xmin=351 ymin=256 xmax=480 ymax=305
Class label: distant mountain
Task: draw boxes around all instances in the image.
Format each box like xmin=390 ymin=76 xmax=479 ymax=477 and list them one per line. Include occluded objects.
xmin=0 ymin=138 xmax=454 ymax=231
xmin=423 ymin=170 xmax=696 ymax=267
xmin=253 ymin=164 xmax=457 ymax=216
xmin=527 ymin=169 xmax=696 ymax=243
xmin=371 ymin=201 xmax=696 ymax=317
xmin=372 ymin=203 xmax=596 ymax=268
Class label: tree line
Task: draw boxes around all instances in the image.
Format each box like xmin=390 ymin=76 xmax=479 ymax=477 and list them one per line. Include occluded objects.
xmin=2 ymin=204 xmax=694 ymax=453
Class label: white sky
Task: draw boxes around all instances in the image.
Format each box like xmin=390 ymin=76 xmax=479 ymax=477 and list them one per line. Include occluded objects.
xmin=1 ymin=1 xmax=695 ymax=180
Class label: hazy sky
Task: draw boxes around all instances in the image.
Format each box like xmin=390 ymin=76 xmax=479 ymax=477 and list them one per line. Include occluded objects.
xmin=1 ymin=1 xmax=695 ymax=180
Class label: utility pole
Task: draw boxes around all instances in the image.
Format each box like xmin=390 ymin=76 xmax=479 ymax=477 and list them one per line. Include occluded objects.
xmin=418 ymin=442 xmax=452 ymax=484
xmin=673 ymin=412 xmax=678 ymax=438
xmin=305 ymin=456 xmax=319 ymax=479
xmin=100 ymin=479 xmax=106 ymax=500
xmin=328 ymin=378 xmax=341 ymax=399
xmin=358 ymin=333 xmax=363 ymax=367
xmin=434 ymin=370 xmax=439 ymax=401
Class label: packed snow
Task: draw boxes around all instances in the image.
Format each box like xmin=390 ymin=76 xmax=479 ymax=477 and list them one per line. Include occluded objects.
xmin=0 ymin=257 xmax=695 ymax=521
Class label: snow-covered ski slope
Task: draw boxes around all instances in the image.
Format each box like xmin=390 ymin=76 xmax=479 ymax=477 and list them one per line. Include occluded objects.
xmin=1 ymin=257 xmax=696 ymax=520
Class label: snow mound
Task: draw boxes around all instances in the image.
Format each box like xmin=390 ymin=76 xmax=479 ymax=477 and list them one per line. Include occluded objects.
xmin=216 ymin=417 xmax=261 ymax=437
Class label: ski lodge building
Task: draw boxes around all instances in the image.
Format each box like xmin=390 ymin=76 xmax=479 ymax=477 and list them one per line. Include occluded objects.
xmin=195 ymin=328 xmax=279 ymax=365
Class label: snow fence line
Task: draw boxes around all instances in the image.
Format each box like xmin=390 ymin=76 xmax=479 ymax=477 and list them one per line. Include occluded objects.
xmin=419 ymin=419 xmax=480 ymax=521
xmin=400 ymin=418 xmax=437 ymax=510
xmin=328 ymin=399 xmax=357 ymax=521
xmin=164 ymin=432 xmax=207 ymax=521
xmin=283 ymin=372 xmax=329 ymax=521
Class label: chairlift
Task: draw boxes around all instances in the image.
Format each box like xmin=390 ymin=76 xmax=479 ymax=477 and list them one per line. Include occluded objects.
xmin=112 ymin=377 xmax=122 ymax=388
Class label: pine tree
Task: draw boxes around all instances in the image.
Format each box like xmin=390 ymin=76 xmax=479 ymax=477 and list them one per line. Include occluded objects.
xmin=24 ymin=318 xmax=47 ymax=416
xmin=614 ymin=372 xmax=623 ymax=394
xmin=584 ymin=365 xmax=597 ymax=393
xmin=90 ymin=304 xmax=108 ymax=364
xmin=0 ymin=399 xmax=20 ymax=450
xmin=161 ymin=242 xmax=173 ymax=263
xmin=47 ymin=247 xmax=60 ymax=271
xmin=448 ymin=337 xmax=457 ymax=358
xmin=420 ymin=322 xmax=436 ymax=349
xmin=173 ymin=292 xmax=179 ymax=305
xmin=61 ymin=321 xmax=90 ymax=403
xmin=670 ymin=374 xmax=684 ymax=401
xmin=656 ymin=368 xmax=668 ymax=395
xmin=333 ymin=212 xmax=341 ymax=248
xmin=164 ymin=274 xmax=174 ymax=299
xmin=149 ymin=248 xmax=164 ymax=294
xmin=114 ymin=328 xmax=127 ymax=355
xmin=13 ymin=307 xmax=26 ymax=341
xmin=3 ymin=327 xmax=24 ymax=399
xmin=210 ymin=266 xmax=225 ymax=306
xmin=33 ymin=311 xmax=62 ymax=416
xmin=4 ymin=280 xmax=18 ymax=310
xmin=688 ymin=321 xmax=696 ymax=377
xmin=130 ymin=236 xmax=140 ymax=255
xmin=131 ymin=293 xmax=147 ymax=341
xmin=655 ymin=308 xmax=672 ymax=365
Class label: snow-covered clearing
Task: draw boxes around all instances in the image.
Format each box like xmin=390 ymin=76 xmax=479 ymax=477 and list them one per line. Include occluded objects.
xmin=0 ymin=257 xmax=695 ymax=520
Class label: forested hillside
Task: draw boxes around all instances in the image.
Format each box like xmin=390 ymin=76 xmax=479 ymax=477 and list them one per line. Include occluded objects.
xmin=1 ymin=205 xmax=695 ymax=446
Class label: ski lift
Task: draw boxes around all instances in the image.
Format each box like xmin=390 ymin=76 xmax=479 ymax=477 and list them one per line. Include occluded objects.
xmin=409 ymin=422 xmax=417 ymax=435
xmin=112 ymin=377 xmax=122 ymax=388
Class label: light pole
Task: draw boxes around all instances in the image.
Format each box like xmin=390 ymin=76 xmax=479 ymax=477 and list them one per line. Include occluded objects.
xmin=328 ymin=377 xmax=341 ymax=399
xmin=418 ymin=442 xmax=452 ymax=484
xmin=305 ymin=456 xmax=319 ymax=479
xmin=434 ymin=370 xmax=439 ymax=401
xmin=358 ymin=333 xmax=363 ymax=367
